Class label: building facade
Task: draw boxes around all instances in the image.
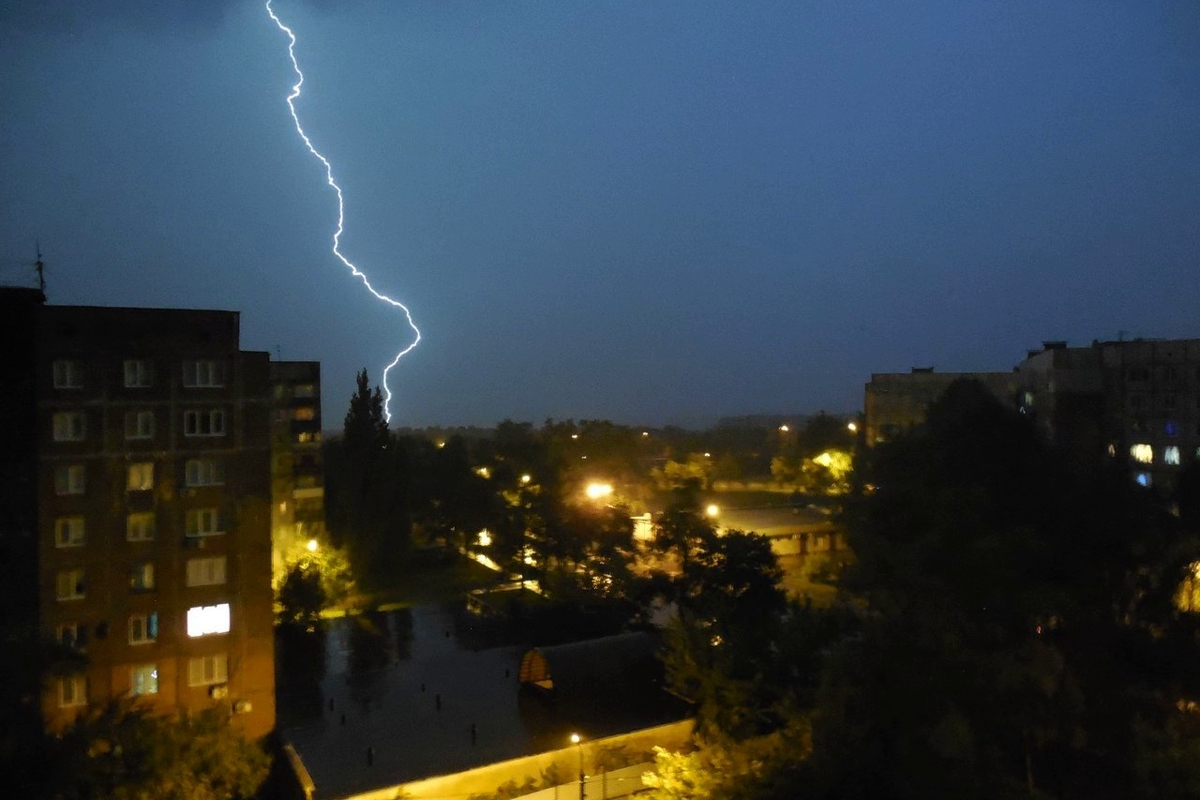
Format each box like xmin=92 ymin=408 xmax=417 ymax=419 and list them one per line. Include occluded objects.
xmin=2 ymin=289 xmax=277 ymax=738
xmin=864 ymin=338 xmax=1200 ymax=494
xmin=269 ymin=361 xmax=325 ymax=584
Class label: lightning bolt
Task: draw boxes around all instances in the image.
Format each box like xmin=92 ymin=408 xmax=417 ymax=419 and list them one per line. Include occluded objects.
xmin=265 ymin=0 xmax=419 ymax=422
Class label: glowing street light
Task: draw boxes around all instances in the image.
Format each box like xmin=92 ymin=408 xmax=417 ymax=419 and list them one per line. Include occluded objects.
xmin=306 ymin=539 xmax=319 ymax=553
xmin=477 ymin=529 xmax=492 ymax=547
xmin=585 ymin=482 xmax=613 ymax=500
xmin=779 ymin=424 xmax=789 ymax=432
xmin=570 ymin=733 xmax=585 ymax=799
xmin=520 ymin=474 xmax=532 ymax=484
xmin=705 ymin=504 xmax=720 ymax=518
xmin=847 ymin=421 xmax=858 ymax=433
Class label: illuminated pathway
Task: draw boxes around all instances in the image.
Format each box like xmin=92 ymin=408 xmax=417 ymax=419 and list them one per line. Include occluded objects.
xmin=265 ymin=0 xmax=420 ymax=421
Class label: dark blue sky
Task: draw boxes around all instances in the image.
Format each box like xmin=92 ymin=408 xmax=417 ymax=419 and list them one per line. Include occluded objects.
xmin=3 ymin=1 xmax=1198 ymax=427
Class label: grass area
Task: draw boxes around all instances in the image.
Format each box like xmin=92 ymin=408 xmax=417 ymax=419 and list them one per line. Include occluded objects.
xmin=335 ymin=551 xmax=502 ymax=612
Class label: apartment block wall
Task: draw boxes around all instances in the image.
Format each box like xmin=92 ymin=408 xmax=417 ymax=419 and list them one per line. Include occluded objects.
xmin=269 ymin=361 xmax=325 ymax=583
xmin=29 ymin=300 xmax=275 ymax=739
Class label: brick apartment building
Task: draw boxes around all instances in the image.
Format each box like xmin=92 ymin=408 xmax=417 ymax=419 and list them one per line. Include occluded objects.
xmin=1 ymin=287 xmax=280 ymax=739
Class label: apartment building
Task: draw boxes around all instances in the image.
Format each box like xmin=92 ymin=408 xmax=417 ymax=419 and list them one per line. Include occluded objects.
xmin=864 ymin=338 xmax=1200 ymax=494
xmin=1 ymin=288 xmax=276 ymax=739
xmin=270 ymin=360 xmax=325 ymax=583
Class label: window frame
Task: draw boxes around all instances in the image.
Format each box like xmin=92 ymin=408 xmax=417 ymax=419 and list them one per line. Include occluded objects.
xmin=185 ymin=458 xmax=225 ymax=487
xmin=129 ymin=562 xmax=155 ymax=593
xmin=128 ymin=612 xmax=159 ymax=645
xmin=130 ymin=664 xmax=159 ymax=696
xmin=56 ymin=569 xmax=86 ymax=601
xmin=182 ymin=360 xmax=226 ymax=388
xmin=123 ymin=359 xmax=152 ymax=388
xmin=52 ymin=360 xmax=84 ymax=389
xmin=183 ymin=409 xmax=226 ymax=438
xmin=185 ymin=556 xmax=227 ymax=587
xmin=126 ymin=511 xmax=156 ymax=542
xmin=124 ymin=410 xmax=155 ymax=440
xmin=185 ymin=508 xmax=223 ymax=537
xmin=54 ymin=516 xmax=85 ymax=548
xmin=187 ymin=653 xmax=229 ymax=687
xmin=55 ymin=463 xmax=86 ymax=495
xmin=52 ymin=411 xmax=86 ymax=442
xmin=58 ymin=675 xmax=87 ymax=707
xmin=127 ymin=462 xmax=155 ymax=492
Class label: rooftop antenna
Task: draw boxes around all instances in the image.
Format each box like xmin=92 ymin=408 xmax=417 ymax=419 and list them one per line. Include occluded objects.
xmin=35 ymin=241 xmax=45 ymax=294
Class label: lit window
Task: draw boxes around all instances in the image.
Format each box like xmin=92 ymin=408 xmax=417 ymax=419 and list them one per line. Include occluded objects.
xmin=184 ymin=409 xmax=226 ymax=437
xmin=126 ymin=512 xmax=156 ymax=542
xmin=58 ymin=675 xmax=87 ymax=707
xmin=55 ymin=464 xmax=86 ymax=495
xmin=182 ymin=360 xmax=225 ymax=388
xmin=293 ymin=406 xmax=316 ymax=421
xmin=185 ymin=458 xmax=224 ymax=487
xmin=186 ymin=556 xmax=227 ymax=587
xmin=124 ymin=359 xmax=152 ymax=388
xmin=54 ymin=517 xmax=85 ymax=548
xmin=1106 ymin=444 xmax=1116 ymax=457
xmin=53 ymin=360 xmax=84 ymax=389
xmin=127 ymin=462 xmax=154 ymax=491
xmin=1135 ymin=472 xmax=1153 ymax=488
xmin=185 ymin=508 xmax=223 ymax=537
xmin=187 ymin=603 xmax=230 ymax=637
xmin=130 ymin=563 xmax=155 ymax=593
xmin=56 ymin=569 xmax=85 ymax=601
xmin=57 ymin=622 xmax=82 ymax=650
xmin=130 ymin=664 xmax=158 ymax=696
xmin=129 ymin=612 xmax=158 ymax=644
xmin=124 ymin=411 xmax=155 ymax=440
xmin=52 ymin=412 xmax=86 ymax=442
xmin=1165 ymin=446 xmax=1181 ymax=466
xmin=296 ymin=431 xmax=321 ymax=444
xmin=1130 ymin=444 xmax=1154 ymax=464
xmin=188 ymin=654 xmax=229 ymax=686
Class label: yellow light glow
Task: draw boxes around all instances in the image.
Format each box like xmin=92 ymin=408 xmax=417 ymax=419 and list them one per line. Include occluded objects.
xmin=814 ymin=451 xmax=834 ymax=468
xmin=306 ymin=538 xmax=318 ymax=552
xmin=585 ymin=482 xmax=613 ymax=500
xmin=703 ymin=452 xmax=711 ymax=458
xmin=476 ymin=466 xmax=491 ymax=478
xmin=571 ymin=433 xmax=579 ymax=440
xmin=1130 ymin=443 xmax=1153 ymax=464
xmin=570 ymin=733 xmax=581 ymax=744
xmin=477 ymin=529 xmax=492 ymax=547
xmin=705 ymin=504 xmax=720 ymax=517
xmin=847 ymin=421 xmax=858 ymax=433
xmin=641 ymin=431 xmax=649 ymax=437
xmin=779 ymin=424 xmax=789 ymax=432
xmin=436 ymin=440 xmax=446 ymax=449
xmin=520 ymin=474 xmax=532 ymax=484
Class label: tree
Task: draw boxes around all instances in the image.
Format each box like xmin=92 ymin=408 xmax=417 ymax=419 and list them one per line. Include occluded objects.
xmin=277 ymin=561 xmax=328 ymax=633
xmin=48 ymin=701 xmax=269 ymax=800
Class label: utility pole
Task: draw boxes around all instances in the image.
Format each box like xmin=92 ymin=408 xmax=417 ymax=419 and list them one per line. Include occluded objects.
xmin=35 ymin=242 xmax=45 ymax=295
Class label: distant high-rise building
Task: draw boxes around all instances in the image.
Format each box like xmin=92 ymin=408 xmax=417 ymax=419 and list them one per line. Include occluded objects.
xmin=269 ymin=361 xmax=325 ymax=583
xmin=0 ymin=288 xmax=279 ymax=738
xmin=864 ymin=338 xmax=1200 ymax=495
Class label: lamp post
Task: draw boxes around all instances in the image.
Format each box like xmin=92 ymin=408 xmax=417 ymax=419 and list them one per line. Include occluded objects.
xmin=570 ymin=733 xmax=584 ymax=799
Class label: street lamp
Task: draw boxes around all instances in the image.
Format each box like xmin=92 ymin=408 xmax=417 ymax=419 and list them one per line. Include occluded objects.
xmin=847 ymin=421 xmax=858 ymax=433
xmin=585 ymin=482 xmax=612 ymax=500
xmin=306 ymin=539 xmax=318 ymax=553
xmin=705 ymin=504 xmax=720 ymax=518
xmin=570 ymin=733 xmax=584 ymax=799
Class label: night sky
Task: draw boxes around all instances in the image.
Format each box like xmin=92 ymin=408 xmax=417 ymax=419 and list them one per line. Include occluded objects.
xmin=3 ymin=1 xmax=1198 ymax=428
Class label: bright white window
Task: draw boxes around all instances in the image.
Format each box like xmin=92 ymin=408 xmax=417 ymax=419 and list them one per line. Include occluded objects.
xmin=1135 ymin=472 xmax=1153 ymax=488
xmin=130 ymin=563 xmax=155 ymax=593
xmin=53 ymin=360 xmax=83 ymax=389
xmin=184 ymin=409 xmax=226 ymax=437
xmin=56 ymin=569 xmax=85 ymax=601
xmin=126 ymin=512 xmax=156 ymax=542
xmin=58 ymin=675 xmax=87 ymax=707
xmin=1130 ymin=443 xmax=1154 ymax=464
xmin=188 ymin=654 xmax=229 ymax=687
xmin=129 ymin=612 xmax=158 ymax=644
xmin=52 ymin=412 xmax=86 ymax=442
xmin=127 ymin=462 xmax=154 ymax=491
xmin=130 ymin=664 xmax=158 ymax=696
xmin=183 ymin=360 xmax=225 ymax=388
xmin=1165 ymin=446 xmax=1181 ymax=466
xmin=186 ymin=508 xmax=223 ymax=537
xmin=55 ymin=464 xmax=86 ymax=495
xmin=185 ymin=458 xmax=225 ymax=487
xmin=124 ymin=411 xmax=155 ymax=440
xmin=186 ymin=556 xmax=227 ymax=587
xmin=124 ymin=359 xmax=152 ymax=388
xmin=187 ymin=603 xmax=231 ymax=638
xmin=54 ymin=517 xmax=85 ymax=548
